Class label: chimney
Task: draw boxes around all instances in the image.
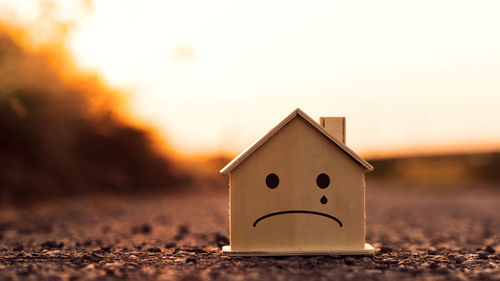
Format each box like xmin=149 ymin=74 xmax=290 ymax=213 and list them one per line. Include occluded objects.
xmin=319 ymin=117 xmax=346 ymax=144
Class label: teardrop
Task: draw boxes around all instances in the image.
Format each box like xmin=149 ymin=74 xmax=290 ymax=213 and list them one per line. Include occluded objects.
xmin=320 ymin=195 xmax=328 ymax=204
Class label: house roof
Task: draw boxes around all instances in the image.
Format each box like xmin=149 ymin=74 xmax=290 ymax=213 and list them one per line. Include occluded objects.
xmin=220 ymin=108 xmax=374 ymax=175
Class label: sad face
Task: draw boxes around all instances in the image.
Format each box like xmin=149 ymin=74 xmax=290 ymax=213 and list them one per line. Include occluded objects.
xmin=252 ymin=172 xmax=343 ymax=228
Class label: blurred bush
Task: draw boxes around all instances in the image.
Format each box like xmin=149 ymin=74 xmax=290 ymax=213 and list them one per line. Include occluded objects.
xmin=0 ymin=26 xmax=184 ymax=204
xmin=368 ymin=152 xmax=500 ymax=186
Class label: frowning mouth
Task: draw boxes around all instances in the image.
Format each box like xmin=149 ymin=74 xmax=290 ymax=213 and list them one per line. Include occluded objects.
xmin=253 ymin=210 xmax=343 ymax=227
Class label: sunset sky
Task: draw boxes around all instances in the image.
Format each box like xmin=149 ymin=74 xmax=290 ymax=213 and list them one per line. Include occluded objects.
xmin=2 ymin=0 xmax=500 ymax=157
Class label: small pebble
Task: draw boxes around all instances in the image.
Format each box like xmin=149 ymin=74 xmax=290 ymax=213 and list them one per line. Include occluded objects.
xmin=147 ymin=247 xmax=161 ymax=253
xmin=165 ymin=242 xmax=177 ymax=249
xmin=101 ymin=246 xmax=112 ymax=252
xmin=428 ymin=249 xmax=438 ymax=255
xmin=379 ymin=246 xmax=393 ymax=253
xmin=41 ymin=240 xmax=63 ymax=249
xmin=178 ymin=225 xmax=189 ymax=235
xmin=131 ymin=224 xmax=152 ymax=234
xmin=213 ymin=233 xmax=229 ymax=247
xmin=484 ymin=245 xmax=495 ymax=254
xmin=344 ymin=257 xmax=355 ymax=265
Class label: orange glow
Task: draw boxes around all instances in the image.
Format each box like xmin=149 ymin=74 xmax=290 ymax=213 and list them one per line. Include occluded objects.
xmin=2 ymin=0 xmax=500 ymax=158
xmin=0 ymin=4 xmax=177 ymax=160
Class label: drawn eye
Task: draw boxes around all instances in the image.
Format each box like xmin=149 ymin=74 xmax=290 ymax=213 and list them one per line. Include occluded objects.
xmin=266 ymin=173 xmax=279 ymax=189
xmin=316 ymin=173 xmax=330 ymax=189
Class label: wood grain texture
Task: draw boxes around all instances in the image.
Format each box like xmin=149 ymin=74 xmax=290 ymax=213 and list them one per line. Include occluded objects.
xmin=220 ymin=108 xmax=373 ymax=175
xmin=320 ymin=117 xmax=346 ymax=144
xmin=222 ymin=243 xmax=374 ymax=256
xmin=229 ymin=116 xmax=367 ymax=252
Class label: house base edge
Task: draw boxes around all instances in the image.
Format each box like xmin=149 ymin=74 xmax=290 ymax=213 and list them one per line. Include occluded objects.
xmin=222 ymin=243 xmax=374 ymax=256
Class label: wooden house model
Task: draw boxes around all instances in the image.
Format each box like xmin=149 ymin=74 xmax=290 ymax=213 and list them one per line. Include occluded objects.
xmin=220 ymin=108 xmax=374 ymax=256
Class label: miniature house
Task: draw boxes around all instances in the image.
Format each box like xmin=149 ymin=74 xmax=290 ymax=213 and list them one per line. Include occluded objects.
xmin=220 ymin=108 xmax=374 ymax=256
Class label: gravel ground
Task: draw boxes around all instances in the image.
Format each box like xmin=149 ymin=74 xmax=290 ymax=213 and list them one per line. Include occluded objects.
xmin=0 ymin=182 xmax=499 ymax=281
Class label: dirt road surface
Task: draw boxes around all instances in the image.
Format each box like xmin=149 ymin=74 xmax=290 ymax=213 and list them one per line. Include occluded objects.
xmin=1 ymin=182 xmax=499 ymax=281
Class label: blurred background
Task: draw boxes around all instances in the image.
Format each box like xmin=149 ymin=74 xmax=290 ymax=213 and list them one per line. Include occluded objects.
xmin=0 ymin=0 xmax=499 ymax=205
xmin=1 ymin=3 xmax=499 ymax=280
